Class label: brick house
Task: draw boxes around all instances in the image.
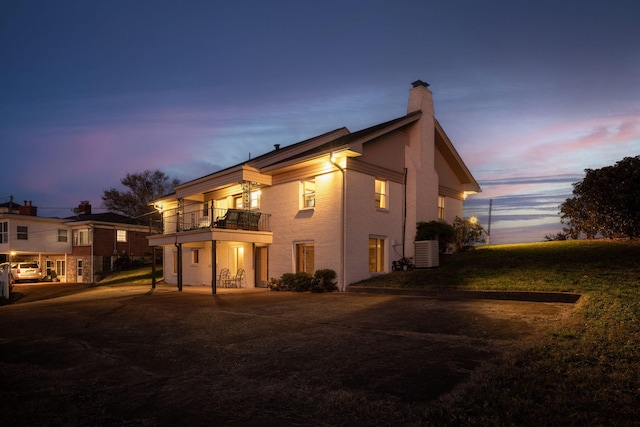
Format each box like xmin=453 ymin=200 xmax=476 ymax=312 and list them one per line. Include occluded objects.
xmin=0 ymin=201 xmax=153 ymax=283
xmin=149 ymin=81 xmax=480 ymax=291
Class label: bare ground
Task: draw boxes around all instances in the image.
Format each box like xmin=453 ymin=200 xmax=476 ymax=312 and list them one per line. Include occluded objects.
xmin=0 ymin=283 xmax=578 ymax=426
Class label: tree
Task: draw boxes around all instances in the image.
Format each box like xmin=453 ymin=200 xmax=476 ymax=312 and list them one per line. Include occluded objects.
xmin=560 ymin=156 xmax=640 ymax=239
xmin=452 ymin=216 xmax=486 ymax=250
xmin=102 ymin=169 xmax=179 ymax=219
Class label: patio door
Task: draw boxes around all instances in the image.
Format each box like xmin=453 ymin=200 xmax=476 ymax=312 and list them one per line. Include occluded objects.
xmin=255 ymin=246 xmax=268 ymax=287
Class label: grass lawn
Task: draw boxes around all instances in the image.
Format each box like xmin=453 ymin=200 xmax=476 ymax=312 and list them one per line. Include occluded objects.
xmin=354 ymin=239 xmax=640 ymax=425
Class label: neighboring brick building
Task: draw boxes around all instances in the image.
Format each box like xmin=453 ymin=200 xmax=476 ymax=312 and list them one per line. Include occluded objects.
xmin=149 ymin=81 xmax=481 ymax=290
xmin=0 ymin=201 xmax=153 ymax=283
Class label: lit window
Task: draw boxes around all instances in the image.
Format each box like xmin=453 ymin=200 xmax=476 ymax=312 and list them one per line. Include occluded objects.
xmin=192 ymin=249 xmax=199 ymax=264
xmin=375 ymin=179 xmax=387 ymax=209
xmin=234 ymin=195 xmax=243 ymax=209
xmin=250 ymin=190 xmax=261 ymax=209
xmin=17 ymin=226 xmax=28 ymax=240
xmin=302 ymin=179 xmax=316 ymax=209
xmin=117 ymin=229 xmax=127 ymax=242
xmin=57 ymin=229 xmax=68 ymax=242
xmin=438 ymin=196 xmax=445 ymax=220
xmin=295 ymin=242 xmax=315 ymax=274
xmin=56 ymin=260 xmax=66 ymax=277
xmin=73 ymin=229 xmax=91 ymax=246
xmin=368 ymin=237 xmax=385 ymax=272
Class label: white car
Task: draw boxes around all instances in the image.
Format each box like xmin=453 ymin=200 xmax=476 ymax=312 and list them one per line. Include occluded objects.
xmin=0 ymin=262 xmax=42 ymax=283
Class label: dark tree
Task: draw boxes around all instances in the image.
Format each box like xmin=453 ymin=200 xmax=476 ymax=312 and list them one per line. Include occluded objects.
xmin=102 ymin=169 xmax=179 ymax=219
xmin=560 ymin=156 xmax=640 ymax=239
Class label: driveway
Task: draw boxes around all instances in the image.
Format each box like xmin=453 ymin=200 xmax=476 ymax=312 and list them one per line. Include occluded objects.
xmin=0 ymin=283 xmax=578 ymax=426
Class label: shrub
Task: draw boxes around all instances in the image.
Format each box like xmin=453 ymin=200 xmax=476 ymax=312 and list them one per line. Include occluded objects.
xmin=416 ymin=220 xmax=455 ymax=253
xmin=268 ymin=269 xmax=337 ymax=292
xmin=311 ymin=269 xmax=338 ymax=293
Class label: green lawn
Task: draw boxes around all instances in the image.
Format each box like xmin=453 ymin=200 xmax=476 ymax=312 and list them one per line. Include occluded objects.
xmin=98 ymin=265 xmax=163 ymax=286
xmin=355 ymin=239 xmax=640 ymax=425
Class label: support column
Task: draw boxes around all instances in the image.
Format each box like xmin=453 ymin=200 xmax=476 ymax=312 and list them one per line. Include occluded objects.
xmin=211 ymin=240 xmax=217 ymax=295
xmin=151 ymin=246 xmax=156 ymax=289
xmin=177 ymin=243 xmax=183 ymax=292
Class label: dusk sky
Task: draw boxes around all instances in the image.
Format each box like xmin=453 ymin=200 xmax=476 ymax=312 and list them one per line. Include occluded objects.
xmin=1 ymin=1 xmax=638 ymax=244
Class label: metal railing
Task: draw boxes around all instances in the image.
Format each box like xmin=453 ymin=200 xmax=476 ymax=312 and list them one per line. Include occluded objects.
xmin=177 ymin=208 xmax=270 ymax=232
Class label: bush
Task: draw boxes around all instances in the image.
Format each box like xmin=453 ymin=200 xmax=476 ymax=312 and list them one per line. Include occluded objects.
xmin=311 ymin=269 xmax=338 ymax=293
xmin=268 ymin=269 xmax=338 ymax=293
xmin=416 ymin=220 xmax=455 ymax=253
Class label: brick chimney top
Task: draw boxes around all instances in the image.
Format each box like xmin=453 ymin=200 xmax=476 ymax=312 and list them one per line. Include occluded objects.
xmin=74 ymin=201 xmax=92 ymax=215
xmin=412 ymin=80 xmax=430 ymax=88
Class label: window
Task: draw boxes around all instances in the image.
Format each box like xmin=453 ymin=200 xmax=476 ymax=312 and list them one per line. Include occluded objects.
xmin=57 ymin=229 xmax=68 ymax=242
xmin=438 ymin=196 xmax=445 ymax=220
xmin=375 ymin=179 xmax=387 ymax=209
xmin=73 ymin=229 xmax=91 ymax=246
xmin=302 ymin=179 xmax=316 ymax=209
xmin=192 ymin=249 xmax=200 ymax=264
xmin=117 ymin=229 xmax=127 ymax=242
xmin=202 ymin=203 xmax=209 ymax=217
xmin=77 ymin=259 xmax=83 ymax=277
xmin=250 ymin=190 xmax=261 ymax=209
xmin=234 ymin=195 xmax=243 ymax=209
xmin=173 ymin=251 xmax=178 ymax=275
xmin=368 ymin=237 xmax=385 ymax=272
xmin=295 ymin=242 xmax=314 ymax=274
xmin=17 ymin=226 xmax=28 ymax=240
xmin=0 ymin=221 xmax=7 ymax=243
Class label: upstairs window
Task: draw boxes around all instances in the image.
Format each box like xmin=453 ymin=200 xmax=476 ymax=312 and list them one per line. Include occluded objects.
xmin=0 ymin=222 xmax=7 ymax=243
xmin=57 ymin=229 xmax=68 ymax=242
xmin=375 ymin=179 xmax=387 ymax=209
xmin=73 ymin=229 xmax=91 ymax=246
xmin=302 ymin=179 xmax=316 ymax=209
xmin=17 ymin=226 xmax=28 ymax=240
xmin=250 ymin=190 xmax=261 ymax=209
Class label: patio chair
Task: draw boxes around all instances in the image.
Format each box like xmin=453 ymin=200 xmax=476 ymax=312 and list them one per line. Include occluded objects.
xmin=233 ymin=268 xmax=245 ymax=288
xmin=218 ymin=268 xmax=231 ymax=288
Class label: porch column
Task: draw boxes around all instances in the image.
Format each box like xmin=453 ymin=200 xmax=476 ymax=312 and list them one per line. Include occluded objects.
xmin=151 ymin=246 xmax=156 ymax=289
xmin=177 ymin=243 xmax=183 ymax=292
xmin=211 ymin=240 xmax=217 ymax=295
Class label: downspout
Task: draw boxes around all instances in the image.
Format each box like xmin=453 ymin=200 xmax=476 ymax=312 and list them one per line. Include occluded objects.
xmin=330 ymin=153 xmax=347 ymax=291
xmin=403 ymin=168 xmax=408 ymax=258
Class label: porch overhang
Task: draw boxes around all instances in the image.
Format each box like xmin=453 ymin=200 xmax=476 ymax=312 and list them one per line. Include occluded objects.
xmin=147 ymin=229 xmax=273 ymax=246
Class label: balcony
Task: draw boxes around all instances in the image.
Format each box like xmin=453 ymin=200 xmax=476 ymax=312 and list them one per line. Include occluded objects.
xmin=178 ymin=208 xmax=270 ymax=233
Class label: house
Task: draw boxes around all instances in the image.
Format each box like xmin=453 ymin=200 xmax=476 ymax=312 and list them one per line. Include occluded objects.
xmin=0 ymin=201 xmax=154 ymax=283
xmin=148 ymin=81 xmax=480 ymax=291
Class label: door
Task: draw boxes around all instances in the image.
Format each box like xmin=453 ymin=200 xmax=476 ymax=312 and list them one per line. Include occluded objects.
xmin=255 ymin=246 xmax=268 ymax=288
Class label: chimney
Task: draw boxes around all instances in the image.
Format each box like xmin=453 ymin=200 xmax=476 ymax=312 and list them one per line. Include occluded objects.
xmin=74 ymin=201 xmax=92 ymax=215
xmin=18 ymin=200 xmax=37 ymax=216
xmin=408 ymin=80 xmax=433 ymax=115
xmin=274 ymin=144 xmax=280 ymax=150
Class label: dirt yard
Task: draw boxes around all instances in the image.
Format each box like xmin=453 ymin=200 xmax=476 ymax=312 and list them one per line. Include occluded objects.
xmin=0 ymin=283 xmax=578 ymax=426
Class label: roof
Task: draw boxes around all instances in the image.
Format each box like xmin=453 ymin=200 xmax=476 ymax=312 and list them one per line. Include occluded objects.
xmin=64 ymin=212 xmax=148 ymax=226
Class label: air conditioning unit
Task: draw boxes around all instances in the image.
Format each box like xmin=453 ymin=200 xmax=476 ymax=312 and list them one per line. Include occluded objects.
xmin=414 ymin=240 xmax=439 ymax=268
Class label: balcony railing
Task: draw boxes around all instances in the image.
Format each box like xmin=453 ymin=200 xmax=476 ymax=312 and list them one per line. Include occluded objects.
xmin=179 ymin=208 xmax=270 ymax=232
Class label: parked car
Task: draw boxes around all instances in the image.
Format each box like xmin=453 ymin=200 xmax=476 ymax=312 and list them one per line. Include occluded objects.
xmin=0 ymin=262 xmax=42 ymax=283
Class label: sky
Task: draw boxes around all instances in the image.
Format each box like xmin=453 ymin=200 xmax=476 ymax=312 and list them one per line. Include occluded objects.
xmin=1 ymin=0 xmax=639 ymax=244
